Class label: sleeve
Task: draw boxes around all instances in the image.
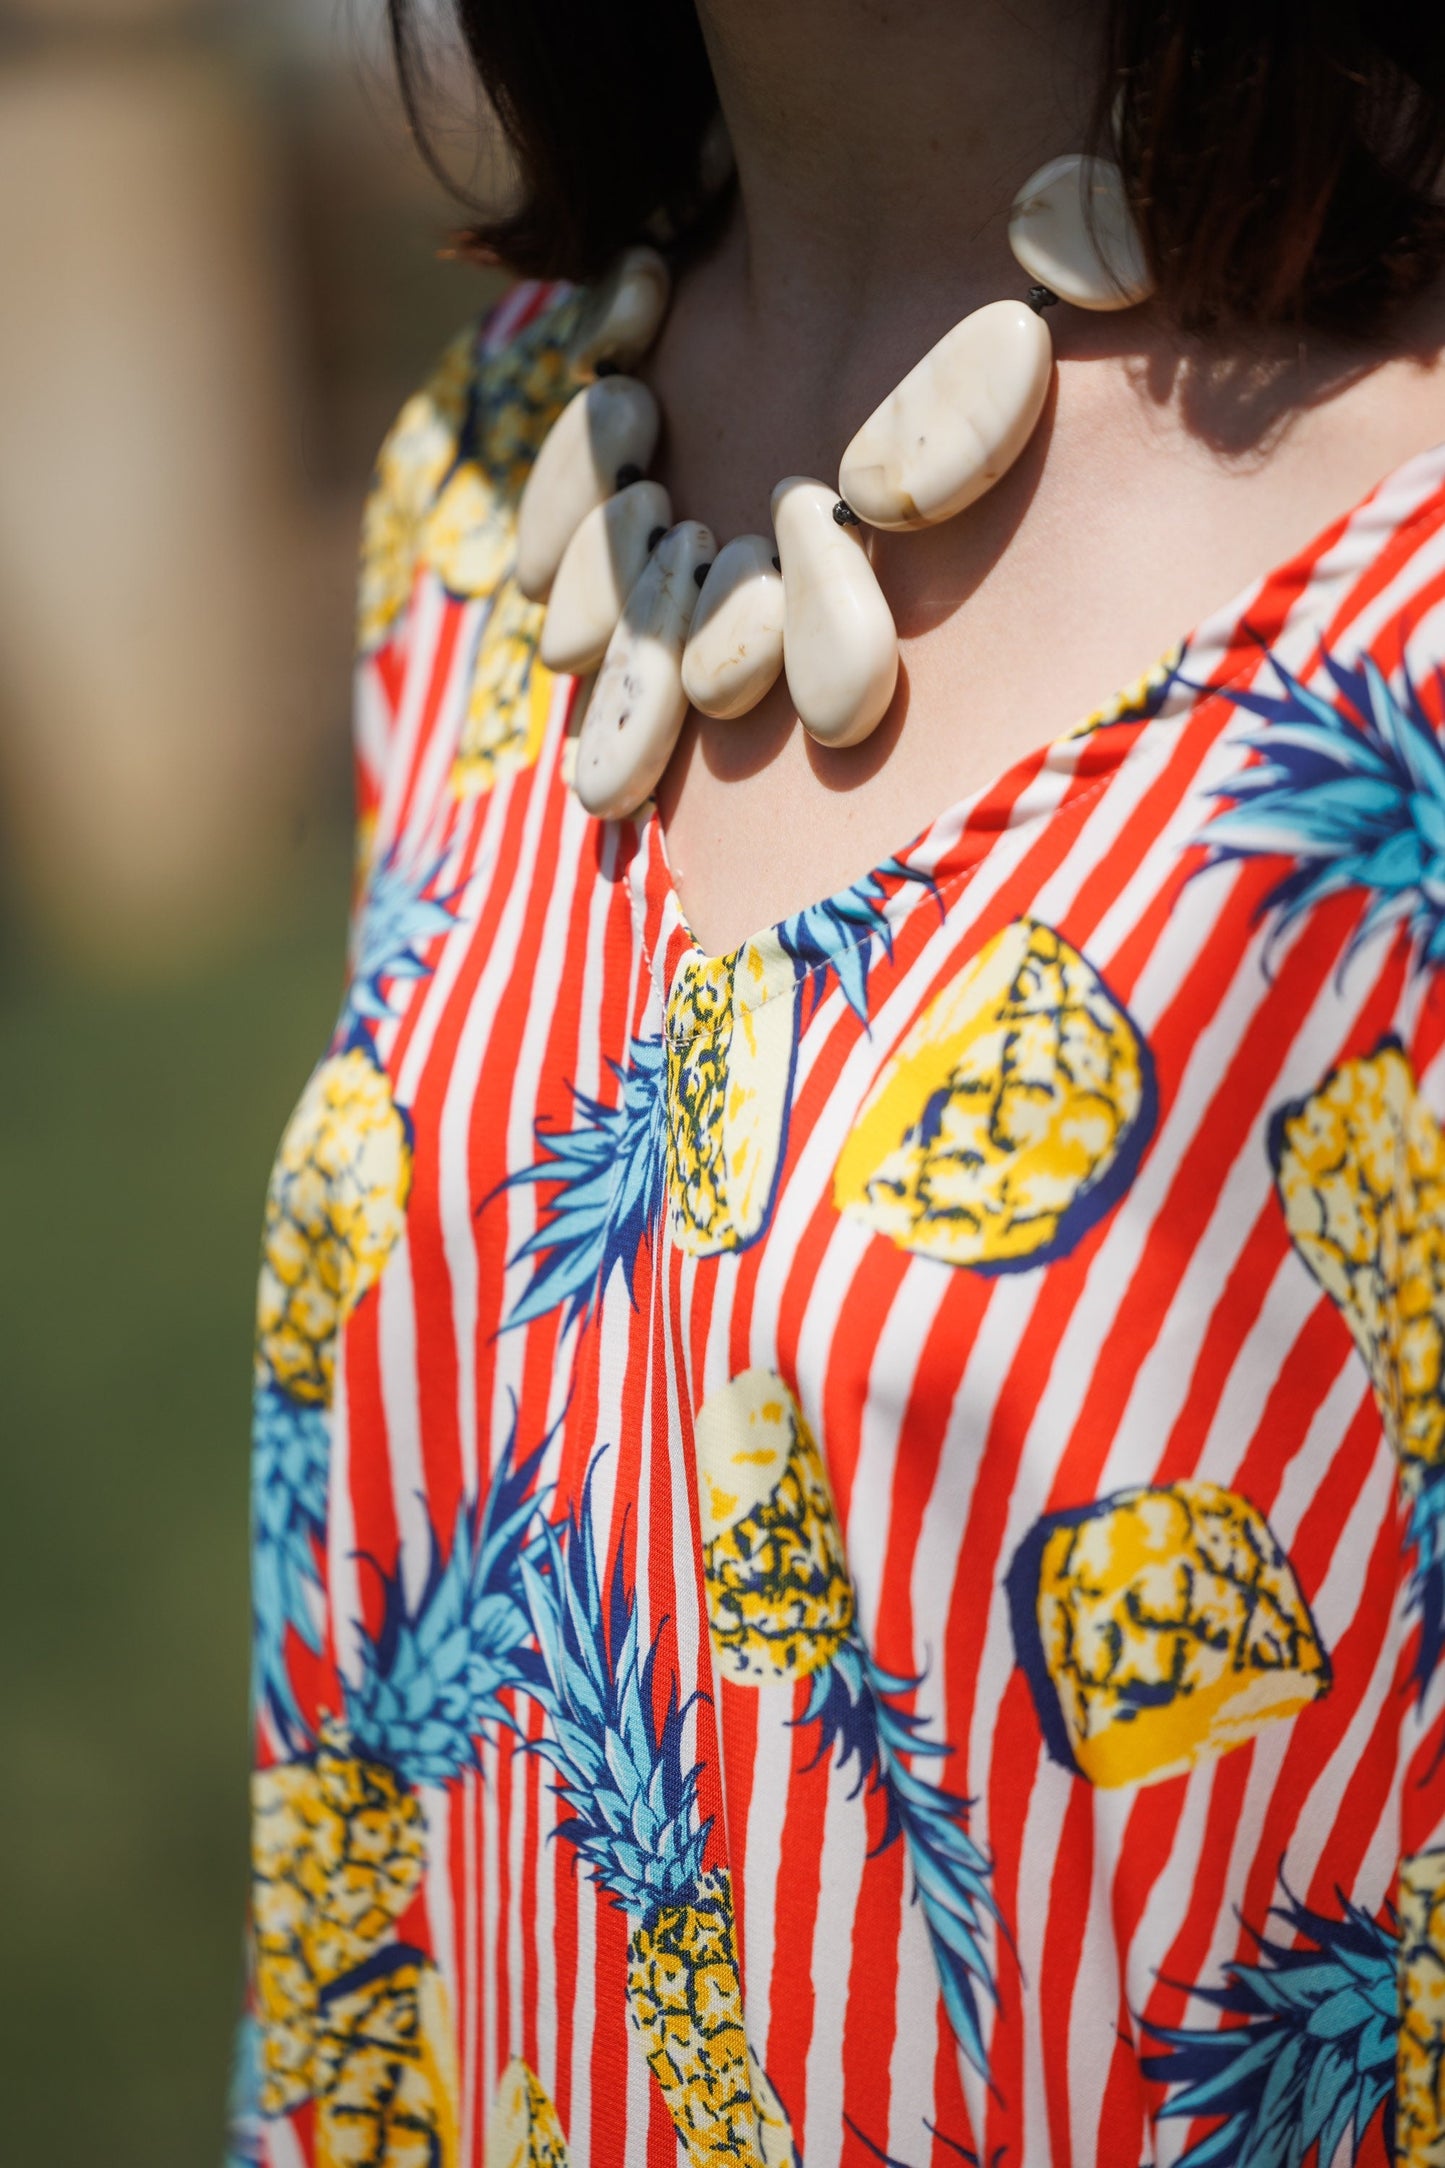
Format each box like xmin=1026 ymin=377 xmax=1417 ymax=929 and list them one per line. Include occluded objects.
xmin=1390 ymin=611 xmax=1445 ymax=2159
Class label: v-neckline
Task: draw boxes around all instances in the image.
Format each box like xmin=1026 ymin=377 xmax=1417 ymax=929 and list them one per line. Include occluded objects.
xmin=629 ymin=433 xmax=1445 ymax=1002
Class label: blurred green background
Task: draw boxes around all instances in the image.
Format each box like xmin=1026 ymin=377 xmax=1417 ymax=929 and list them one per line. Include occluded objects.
xmin=0 ymin=1 xmax=504 ymax=2158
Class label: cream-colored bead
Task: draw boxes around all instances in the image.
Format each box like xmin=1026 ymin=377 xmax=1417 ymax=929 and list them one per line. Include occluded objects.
xmin=567 ymin=246 xmax=671 ymax=376
xmin=681 ymin=535 xmax=785 ymax=720
xmin=514 ymin=376 xmax=659 ymax=603
xmin=573 ymin=521 xmax=717 ymax=819
xmin=539 ymin=480 xmax=672 ymax=676
xmin=771 ymin=479 xmax=898 ymax=748
xmin=838 ymin=299 xmax=1053 ymax=531
xmin=1007 ymin=153 xmax=1153 ymax=311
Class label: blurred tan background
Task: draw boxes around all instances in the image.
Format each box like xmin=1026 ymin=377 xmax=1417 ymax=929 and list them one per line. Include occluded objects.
xmin=0 ymin=1 xmax=504 ymax=2158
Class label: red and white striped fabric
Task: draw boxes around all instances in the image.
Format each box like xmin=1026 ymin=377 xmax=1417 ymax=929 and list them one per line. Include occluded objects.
xmin=238 ymin=285 xmax=1445 ymax=2168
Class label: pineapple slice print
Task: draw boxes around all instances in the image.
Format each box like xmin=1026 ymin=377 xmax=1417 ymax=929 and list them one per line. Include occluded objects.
xmin=360 ymin=293 xmax=579 ymax=654
xmin=256 ymin=1043 xmax=413 ymax=1407
xmin=667 ymin=934 xmax=799 ymax=1257
xmin=1270 ymin=1039 xmax=1445 ymax=1693
xmin=250 ymin=1720 xmax=428 ymax=2113
xmin=695 ymin=1367 xmax=854 ymax=1684
xmin=834 ymin=917 xmax=1156 ymax=1270
xmin=1270 ymin=1039 xmax=1445 ymax=1467
xmin=358 ymin=326 xmax=475 ymax=650
xmin=486 ymin=2059 xmax=571 ymax=2168
xmin=251 ymin=1722 xmax=459 ymax=2164
xmin=1007 ymin=1481 xmax=1330 ymax=1789
xmin=314 ymin=1961 xmax=460 ymax=2168
xmin=1398 ymin=1848 xmax=1445 ymax=2164
xmin=515 ymin=1475 xmax=796 ymax=2167
xmin=453 ymin=577 xmax=559 ymax=799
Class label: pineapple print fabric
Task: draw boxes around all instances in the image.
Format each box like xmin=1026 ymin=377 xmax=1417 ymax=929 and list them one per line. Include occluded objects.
xmin=236 ymin=280 xmax=1445 ymax=2168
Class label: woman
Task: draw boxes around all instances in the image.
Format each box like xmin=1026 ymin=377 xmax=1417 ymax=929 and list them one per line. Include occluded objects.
xmin=236 ymin=6 xmax=1445 ymax=2163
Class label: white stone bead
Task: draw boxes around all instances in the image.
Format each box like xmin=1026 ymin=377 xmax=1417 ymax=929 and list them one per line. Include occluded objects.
xmin=771 ymin=478 xmax=898 ymax=748
xmin=539 ymin=480 xmax=672 ymax=675
xmin=567 ymin=246 xmax=671 ymax=376
xmin=681 ymin=535 xmax=785 ymax=720
xmin=573 ymin=521 xmax=717 ymax=819
xmin=838 ymin=299 xmax=1053 ymax=532
xmin=1007 ymin=153 xmax=1153 ymax=311
xmin=514 ymin=376 xmax=660 ymax=603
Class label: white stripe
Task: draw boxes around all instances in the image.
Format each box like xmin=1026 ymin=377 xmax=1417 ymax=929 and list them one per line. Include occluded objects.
xmin=462 ymin=1768 xmax=480 ymax=2168
xmin=373 ymin=576 xmax=448 ymax=859
xmin=1007 ymin=1750 xmax=1068 ymax=2166
xmin=265 ymin=2117 xmax=307 ymax=2168
xmin=887 ymin=1890 xmax=942 ymax=2157
xmin=742 ymin=1687 xmax=795 ymax=2061
xmin=423 ymin=1781 xmax=458 ymax=2008
xmin=327 ymin=1358 xmax=361 ymax=1690
xmin=570 ymin=1879 xmax=596 ymax=2168
xmin=377 ymin=1235 xmax=429 ymax=1606
xmin=802 ymin=1756 xmax=872 ymax=2168
xmin=506 ymin=1738 xmax=528 ymax=2061
xmin=481 ymin=1734 xmax=501 ymax=2155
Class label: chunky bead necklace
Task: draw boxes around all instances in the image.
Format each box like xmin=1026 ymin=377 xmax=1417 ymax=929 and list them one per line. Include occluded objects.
xmin=514 ymin=152 xmax=1153 ymax=821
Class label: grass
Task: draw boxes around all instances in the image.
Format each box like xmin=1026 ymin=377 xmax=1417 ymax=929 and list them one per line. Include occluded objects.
xmin=0 ymin=823 xmax=354 ymax=2167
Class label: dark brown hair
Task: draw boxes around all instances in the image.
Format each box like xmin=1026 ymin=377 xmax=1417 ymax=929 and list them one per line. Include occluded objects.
xmin=389 ymin=1 xmax=1445 ymax=338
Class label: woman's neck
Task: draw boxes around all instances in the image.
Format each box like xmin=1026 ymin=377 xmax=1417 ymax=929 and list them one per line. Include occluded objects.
xmin=694 ymin=0 xmax=1097 ymax=329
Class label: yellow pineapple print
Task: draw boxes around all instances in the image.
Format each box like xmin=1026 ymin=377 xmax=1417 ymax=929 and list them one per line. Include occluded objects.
xmin=251 ymin=1720 xmax=427 ymax=2113
xmin=256 ymin=1045 xmax=412 ymax=1405
xmin=486 ymin=2059 xmax=570 ymax=2168
xmin=452 ymin=578 xmax=559 ymax=798
xmin=314 ymin=1962 xmax=459 ymax=2168
xmin=359 ymin=327 xmax=476 ymax=651
xmin=834 ymin=918 xmax=1155 ymax=1270
xmin=626 ymin=1867 xmax=790 ymax=2168
xmin=1271 ymin=1039 xmax=1445 ymax=1472
xmin=1009 ymin=1482 xmax=1330 ymax=1788
xmin=695 ymin=1368 xmax=854 ymax=1685
xmin=666 ymin=935 xmax=798 ymax=1257
xmin=1398 ymin=1847 xmax=1445 ymax=2164
xmin=1072 ymin=640 xmax=1185 ymax=737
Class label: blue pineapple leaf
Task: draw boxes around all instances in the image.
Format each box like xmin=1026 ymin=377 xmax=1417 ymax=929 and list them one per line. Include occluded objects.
xmin=345 ymin=1421 xmax=550 ymax=1785
xmin=1141 ymin=1880 xmax=1397 ymax=2168
xmin=515 ymin=1465 xmax=710 ymax=1918
xmin=778 ymin=859 xmax=942 ymax=1024
xmin=345 ymin=844 xmax=466 ymax=1029
xmin=795 ymin=1633 xmax=1000 ymax=2084
xmin=1404 ymin=1463 xmax=1445 ymax=1700
xmin=250 ymin=1383 xmax=331 ymax=1750
xmin=501 ymin=1036 xmax=668 ymax=1330
xmin=1197 ymin=642 xmax=1445 ymax=983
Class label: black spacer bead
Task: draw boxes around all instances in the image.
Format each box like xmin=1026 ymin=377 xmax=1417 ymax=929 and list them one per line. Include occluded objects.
xmin=694 ymin=562 xmax=711 ymax=588
xmin=615 ymin=462 xmax=644 ymax=490
xmin=833 ymin=499 xmax=861 ymax=527
xmin=594 ymin=358 xmax=620 ymax=377
xmin=1027 ymin=283 xmax=1060 ymax=312
xmin=647 ymin=525 xmax=667 ymax=552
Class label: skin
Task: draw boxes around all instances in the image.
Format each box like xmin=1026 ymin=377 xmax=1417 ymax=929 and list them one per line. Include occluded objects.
xmin=641 ymin=0 xmax=1445 ymax=957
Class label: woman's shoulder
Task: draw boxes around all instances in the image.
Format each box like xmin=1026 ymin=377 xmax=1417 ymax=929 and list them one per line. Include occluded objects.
xmin=356 ymin=278 xmax=582 ymax=655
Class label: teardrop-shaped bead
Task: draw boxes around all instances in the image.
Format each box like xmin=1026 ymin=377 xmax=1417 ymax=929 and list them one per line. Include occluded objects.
xmin=567 ymin=246 xmax=671 ymax=377
xmin=681 ymin=535 xmax=785 ymax=720
xmin=771 ymin=479 xmax=898 ymax=748
xmin=515 ymin=376 xmax=660 ymax=603
xmin=1007 ymin=154 xmax=1153 ymax=311
xmin=540 ymin=480 xmax=672 ymax=676
xmin=573 ymin=522 xmax=717 ymax=819
xmin=838 ymin=300 xmax=1053 ymax=532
